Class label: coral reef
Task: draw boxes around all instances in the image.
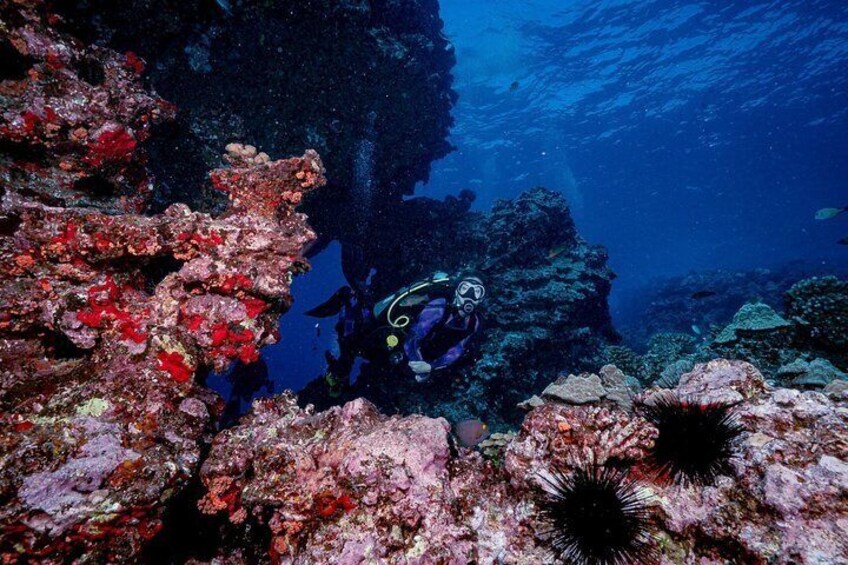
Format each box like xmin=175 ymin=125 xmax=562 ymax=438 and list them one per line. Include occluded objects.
xmin=300 ymin=188 xmax=618 ymax=429
xmin=777 ymin=357 xmax=847 ymax=389
xmin=713 ymin=302 xmax=792 ymax=345
xmin=198 ymin=359 xmax=848 ymax=564
xmin=615 ymin=265 xmax=847 ymax=347
xmin=785 ymin=276 xmax=848 ymax=366
xmin=520 ymin=365 xmax=640 ymax=413
xmin=0 ymin=0 xmax=171 ymax=215
xmin=606 ymin=275 xmax=848 ymax=390
xmin=196 ymin=393 xmax=555 ymax=563
xmin=4 ymin=4 xmax=846 ymax=564
xmin=0 ymin=2 xmax=325 ymax=560
xmin=508 ymin=359 xmax=848 ymax=564
xmin=647 ymin=360 xmax=848 ymax=563
xmin=55 ymin=0 xmax=456 ymax=259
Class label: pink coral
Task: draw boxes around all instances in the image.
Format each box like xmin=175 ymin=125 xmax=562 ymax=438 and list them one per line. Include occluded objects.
xmin=504 ymin=404 xmax=657 ymax=488
xmin=196 ymin=361 xmax=847 ymax=564
xmin=648 ymin=360 xmax=848 ymax=564
xmin=198 ymin=395 xmax=485 ymax=563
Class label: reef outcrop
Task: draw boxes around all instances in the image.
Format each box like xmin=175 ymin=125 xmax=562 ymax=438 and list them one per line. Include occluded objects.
xmin=55 ymin=0 xmax=456 ymax=259
xmin=606 ymin=274 xmax=848 ymax=390
xmin=300 ymin=188 xmax=618 ymax=429
xmin=198 ymin=359 xmax=848 ymax=564
xmin=197 ymin=394 xmax=497 ymax=563
xmin=0 ymin=2 xmax=324 ymax=560
xmin=614 ymin=265 xmax=847 ymax=347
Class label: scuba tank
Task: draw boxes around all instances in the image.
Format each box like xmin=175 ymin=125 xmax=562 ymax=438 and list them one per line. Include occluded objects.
xmin=368 ymin=272 xmax=454 ymax=361
xmin=306 ymin=272 xmax=456 ymax=365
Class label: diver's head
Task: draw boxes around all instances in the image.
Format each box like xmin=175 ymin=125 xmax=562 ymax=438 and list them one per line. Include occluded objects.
xmin=454 ymin=275 xmax=485 ymax=317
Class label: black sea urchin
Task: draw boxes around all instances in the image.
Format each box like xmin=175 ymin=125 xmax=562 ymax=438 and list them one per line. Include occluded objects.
xmin=641 ymin=396 xmax=744 ymax=486
xmin=538 ymin=466 xmax=656 ymax=565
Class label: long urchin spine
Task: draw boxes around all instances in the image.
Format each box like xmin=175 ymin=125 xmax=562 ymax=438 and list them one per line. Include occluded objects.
xmin=640 ymin=395 xmax=744 ymax=486
xmin=538 ymin=466 xmax=657 ymax=565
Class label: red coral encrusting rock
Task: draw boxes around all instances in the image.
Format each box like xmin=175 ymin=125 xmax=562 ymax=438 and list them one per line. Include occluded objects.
xmin=0 ymin=0 xmax=173 ymax=214
xmin=198 ymin=395 xmax=482 ymax=563
xmin=197 ymin=393 xmax=555 ymax=563
xmin=0 ymin=1 xmax=325 ymax=561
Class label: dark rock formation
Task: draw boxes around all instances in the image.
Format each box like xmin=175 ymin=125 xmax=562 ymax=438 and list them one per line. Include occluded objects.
xmin=0 ymin=2 xmax=324 ymax=560
xmin=615 ymin=265 xmax=846 ymax=348
xmin=301 ymin=188 xmax=618 ymax=429
xmin=54 ymin=0 xmax=457 ymax=262
xmin=605 ymin=276 xmax=848 ymax=390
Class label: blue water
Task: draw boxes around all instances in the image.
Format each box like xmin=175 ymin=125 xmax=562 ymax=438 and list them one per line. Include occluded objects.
xmin=428 ymin=0 xmax=848 ymax=287
xmin=232 ymin=0 xmax=848 ymax=398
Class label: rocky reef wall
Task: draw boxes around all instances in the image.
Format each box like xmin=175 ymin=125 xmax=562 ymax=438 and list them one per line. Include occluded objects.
xmin=54 ymin=0 xmax=457 ymax=258
xmin=196 ymin=360 xmax=848 ymax=564
xmin=300 ymin=188 xmax=619 ymax=429
xmin=0 ymin=2 xmax=324 ymax=560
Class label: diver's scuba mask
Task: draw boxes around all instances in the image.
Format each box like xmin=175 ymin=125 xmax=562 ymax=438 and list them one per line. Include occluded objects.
xmin=454 ymin=277 xmax=485 ymax=316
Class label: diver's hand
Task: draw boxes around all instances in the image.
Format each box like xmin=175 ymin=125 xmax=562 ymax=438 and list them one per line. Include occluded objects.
xmin=409 ymin=361 xmax=432 ymax=377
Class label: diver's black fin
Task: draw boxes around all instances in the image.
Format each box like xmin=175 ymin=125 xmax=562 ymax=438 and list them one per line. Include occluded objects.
xmin=305 ymin=286 xmax=352 ymax=318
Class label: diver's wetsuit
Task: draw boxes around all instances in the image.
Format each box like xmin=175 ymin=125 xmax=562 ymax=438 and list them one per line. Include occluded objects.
xmin=328 ymin=296 xmax=479 ymax=384
xmin=404 ymin=298 xmax=480 ymax=371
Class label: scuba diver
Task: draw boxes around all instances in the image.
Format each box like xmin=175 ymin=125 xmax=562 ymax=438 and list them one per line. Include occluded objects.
xmin=404 ymin=276 xmax=484 ymax=382
xmin=306 ymin=273 xmax=486 ymax=390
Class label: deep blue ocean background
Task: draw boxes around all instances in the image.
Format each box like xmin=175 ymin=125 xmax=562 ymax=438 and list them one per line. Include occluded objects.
xmin=212 ymin=0 xmax=848 ymax=404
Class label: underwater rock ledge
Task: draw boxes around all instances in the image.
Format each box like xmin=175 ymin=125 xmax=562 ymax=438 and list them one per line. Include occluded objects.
xmin=54 ymin=0 xmax=457 ymax=253
xmin=196 ymin=359 xmax=847 ymax=564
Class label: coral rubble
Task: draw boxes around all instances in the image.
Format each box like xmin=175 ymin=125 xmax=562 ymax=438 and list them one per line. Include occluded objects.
xmin=0 ymin=2 xmax=324 ymax=560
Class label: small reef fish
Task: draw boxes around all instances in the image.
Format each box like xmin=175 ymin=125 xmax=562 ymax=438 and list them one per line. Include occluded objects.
xmin=838 ymin=236 xmax=848 ymax=246
xmin=509 ymin=81 xmax=520 ymax=91
xmin=455 ymin=419 xmax=490 ymax=447
xmin=691 ymin=324 xmax=702 ymax=336
xmin=215 ymin=0 xmax=232 ymax=14
xmin=691 ymin=290 xmax=717 ymax=299
xmin=815 ymin=207 xmax=847 ymax=220
xmin=547 ymin=244 xmax=568 ymax=260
